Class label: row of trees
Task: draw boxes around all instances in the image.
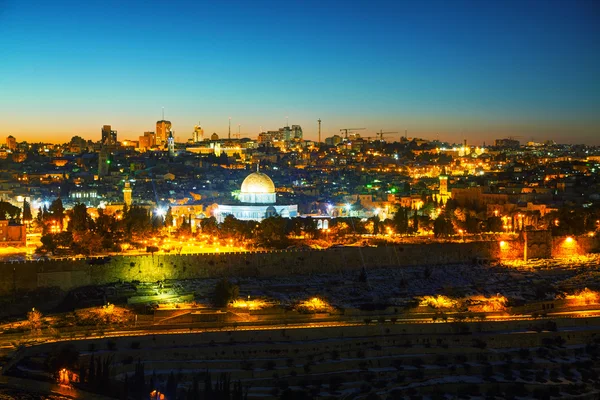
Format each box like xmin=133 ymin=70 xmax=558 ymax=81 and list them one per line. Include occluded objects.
xmin=38 ymin=202 xmax=171 ymax=254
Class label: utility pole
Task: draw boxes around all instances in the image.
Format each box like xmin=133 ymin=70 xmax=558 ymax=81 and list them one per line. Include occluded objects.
xmin=318 ymin=118 xmax=321 ymax=144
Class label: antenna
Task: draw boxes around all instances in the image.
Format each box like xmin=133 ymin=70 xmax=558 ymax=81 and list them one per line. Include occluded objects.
xmin=162 ymin=107 xmax=164 ymax=120
xmin=286 ymin=116 xmax=288 ymax=127
xmin=318 ymin=118 xmax=321 ymax=144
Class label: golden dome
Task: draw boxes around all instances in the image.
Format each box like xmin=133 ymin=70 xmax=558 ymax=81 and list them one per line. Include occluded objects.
xmin=241 ymin=172 xmax=275 ymax=194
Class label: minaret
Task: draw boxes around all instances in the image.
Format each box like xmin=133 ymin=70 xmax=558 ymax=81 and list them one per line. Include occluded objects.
xmin=123 ymin=181 xmax=132 ymax=207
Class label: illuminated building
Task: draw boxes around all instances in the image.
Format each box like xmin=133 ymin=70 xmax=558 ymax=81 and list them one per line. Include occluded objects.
xmin=215 ymin=168 xmax=298 ymax=223
xmin=6 ymin=135 xmax=16 ymax=151
xmin=101 ymin=125 xmax=117 ymax=145
xmin=156 ymin=120 xmax=172 ymax=145
xmin=258 ymin=125 xmax=303 ymax=146
xmin=325 ymin=134 xmax=343 ymax=146
xmin=193 ymin=123 xmax=204 ymax=142
xmin=138 ymin=131 xmax=156 ymax=150
xmin=433 ymin=172 xmax=451 ymax=204
xmin=69 ymin=190 xmax=100 ymax=207
xmin=123 ymin=181 xmax=132 ymax=207
xmin=0 ymin=220 xmax=26 ymax=246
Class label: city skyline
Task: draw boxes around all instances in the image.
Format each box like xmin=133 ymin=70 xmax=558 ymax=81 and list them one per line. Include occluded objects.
xmin=1 ymin=0 xmax=599 ymax=145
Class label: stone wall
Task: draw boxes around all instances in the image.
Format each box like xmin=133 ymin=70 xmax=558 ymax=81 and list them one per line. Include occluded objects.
xmin=552 ymin=235 xmax=599 ymax=257
xmin=0 ymin=242 xmax=500 ymax=297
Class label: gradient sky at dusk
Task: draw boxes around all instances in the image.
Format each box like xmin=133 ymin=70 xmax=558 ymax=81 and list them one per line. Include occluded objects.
xmin=0 ymin=0 xmax=599 ymax=144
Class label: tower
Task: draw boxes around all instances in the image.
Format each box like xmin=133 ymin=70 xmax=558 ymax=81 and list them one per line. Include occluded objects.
xmin=439 ymin=174 xmax=448 ymax=196
xmin=123 ymin=181 xmax=132 ymax=207
xmin=98 ymin=147 xmax=109 ymax=177
xmin=167 ymin=132 xmax=175 ymax=157
xmin=318 ymin=119 xmax=321 ymax=144
xmin=228 ymin=117 xmax=231 ymax=140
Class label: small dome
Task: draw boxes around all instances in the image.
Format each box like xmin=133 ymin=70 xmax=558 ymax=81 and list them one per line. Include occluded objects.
xmin=241 ymin=172 xmax=275 ymax=194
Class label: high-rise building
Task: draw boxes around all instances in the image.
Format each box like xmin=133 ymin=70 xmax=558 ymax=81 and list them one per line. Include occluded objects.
xmin=193 ymin=124 xmax=204 ymax=142
xmin=325 ymin=135 xmax=343 ymax=146
xmin=101 ymin=125 xmax=117 ymax=145
xmin=156 ymin=120 xmax=172 ymax=145
xmin=6 ymin=135 xmax=16 ymax=151
xmin=138 ymin=131 xmax=156 ymax=150
xmin=257 ymin=125 xmax=303 ymax=146
xmin=495 ymin=138 xmax=520 ymax=149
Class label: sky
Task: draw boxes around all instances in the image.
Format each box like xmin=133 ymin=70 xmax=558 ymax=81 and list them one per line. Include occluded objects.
xmin=0 ymin=0 xmax=599 ymax=145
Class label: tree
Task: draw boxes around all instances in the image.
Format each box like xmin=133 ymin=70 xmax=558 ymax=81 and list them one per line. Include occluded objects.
xmin=23 ymin=200 xmax=33 ymax=222
xmin=0 ymin=201 xmax=20 ymax=221
xmin=165 ymin=206 xmax=173 ymax=229
xmin=28 ymin=308 xmax=43 ymax=335
xmin=40 ymin=234 xmax=57 ymax=254
xmin=412 ymin=211 xmax=419 ymax=233
xmin=393 ymin=207 xmax=409 ymax=235
xmin=434 ymin=216 xmax=454 ymax=237
xmin=74 ymin=231 xmax=103 ymax=255
xmin=213 ymin=279 xmax=240 ymax=307
xmin=125 ymin=206 xmax=152 ymax=238
xmin=49 ymin=198 xmax=65 ymax=229
xmin=257 ymin=216 xmax=289 ymax=247
xmin=201 ymin=216 xmax=219 ymax=236
xmin=178 ymin=216 xmax=192 ymax=236
xmin=70 ymin=203 xmax=89 ymax=232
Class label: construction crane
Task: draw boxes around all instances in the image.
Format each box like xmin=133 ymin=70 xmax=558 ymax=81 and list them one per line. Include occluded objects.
xmin=376 ymin=130 xmax=399 ymax=142
xmin=340 ymin=128 xmax=365 ymax=139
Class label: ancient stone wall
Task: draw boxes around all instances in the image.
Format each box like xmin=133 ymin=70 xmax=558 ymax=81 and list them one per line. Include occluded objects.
xmin=0 ymin=242 xmax=500 ymax=296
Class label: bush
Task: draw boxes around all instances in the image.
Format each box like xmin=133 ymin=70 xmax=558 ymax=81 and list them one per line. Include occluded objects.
xmin=213 ymin=279 xmax=239 ymax=307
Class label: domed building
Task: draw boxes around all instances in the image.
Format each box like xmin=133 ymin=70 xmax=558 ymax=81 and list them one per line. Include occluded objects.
xmin=239 ymin=172 xmax=276 ymax=204
xmin=215 ymin=168 xmax=298 ymax=223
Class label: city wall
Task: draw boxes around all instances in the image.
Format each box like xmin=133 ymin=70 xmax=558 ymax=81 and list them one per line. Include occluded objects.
xmin=1 ymin=235 xmax=597 ymax=297
xmin=0 ymin=242 xmax=500 ymax=296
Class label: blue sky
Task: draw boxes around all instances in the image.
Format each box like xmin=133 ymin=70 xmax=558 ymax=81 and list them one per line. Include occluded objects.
xmin=0 ymin=0 xmax=599 ymax=144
